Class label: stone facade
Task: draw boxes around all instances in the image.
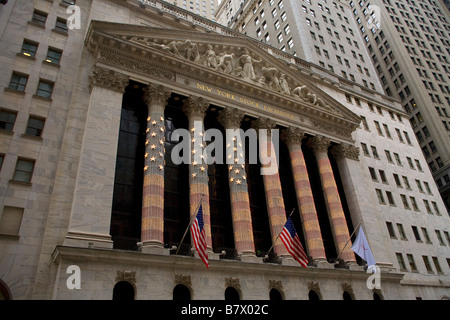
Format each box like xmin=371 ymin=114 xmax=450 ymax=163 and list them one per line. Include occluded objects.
xmin=0 ymin=0 xmax=449 ymax=300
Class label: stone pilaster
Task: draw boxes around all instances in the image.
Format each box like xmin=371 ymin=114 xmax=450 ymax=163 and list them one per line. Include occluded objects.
xmin=281 ymin=127 xmax=326 ymax=262
xmin=64 ymin=67 xmax=129 ymax=248
xmin=218 ymin=108 xmax=256 ymax=261
xmin=308 ymin=136 xmax=355 ymax=263
xmin=182 ymin=96 xmax=212 ymax=251
xmin=139 ymin=83 xmax=171 ymax=253
xmin=252 ymin=118 xmax=288 ymax=259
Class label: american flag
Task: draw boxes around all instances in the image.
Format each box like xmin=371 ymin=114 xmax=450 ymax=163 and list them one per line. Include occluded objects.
xmin=191 ymin=204 xmax=209 ymax=268
xmin=280 ymin=217 xmax=308 ymax=267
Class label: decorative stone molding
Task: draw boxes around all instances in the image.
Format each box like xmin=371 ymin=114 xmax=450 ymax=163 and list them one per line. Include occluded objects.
xmin=115 ymin=270 xmax=136 ymax=283
xmin=217 ymin=107 xmax=245 ymax=129
xmin=307 ymin=136 xmax=331 ymax=154
xmin=174 ymin=274 xmax=192 ymax=287
xmin=342 ymin=282 xmax=354 ymax=295
xmin=308 ymin=281 xmax=321 ymax=293
xmin=225 ymin=277 xmax=240 ymax=290
xmin=251 ymin=117 xmax=277 ymax=131
xmin=280 ymin=127 xmax=306 ymax=145
xmin=88 ymin=66 xmax=129 ymax=93
xmin=182 ymin=96 xmax=210 ymax=119
xmin=331 ymin=143 xmax=360 ymax=161
xmin=268 ymin=280 xmax=283 ymax=291
xmin=143 ymin=83 xmax=171 ymax=106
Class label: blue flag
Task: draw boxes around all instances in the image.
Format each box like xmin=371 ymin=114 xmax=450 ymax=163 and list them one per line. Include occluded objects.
xmin=351 ymin=226 xmax=376 ymax=268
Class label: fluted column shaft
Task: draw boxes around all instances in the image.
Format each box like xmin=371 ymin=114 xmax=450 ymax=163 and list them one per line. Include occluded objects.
xmin=218 ymin=108 xmax=256 ymax=257
xmin=309 ymin=136 xmax=355 ymax=262
xmin=281 ymin=127 xmax=326 ymax=261
xmin=252 ymin=118 xmax=288 ymax=257
xmin=140 ymin=84 xmax=170 ymax=249
xmin=183 ymin=96 xmax=213 ymax=250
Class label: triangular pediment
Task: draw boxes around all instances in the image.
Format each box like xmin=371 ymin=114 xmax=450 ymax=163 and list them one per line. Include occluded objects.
xmin=86 ymin=21 xmax=361 ymax=139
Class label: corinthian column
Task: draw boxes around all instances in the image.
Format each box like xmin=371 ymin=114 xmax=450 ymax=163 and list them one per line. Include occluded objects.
xmin=182 ymin=96 xmax=213 ymax=252
xmin=218 ymin=108 xmax=256 ymax=261
xmin=308 ymin=136 xmax=355 ymax=263
xmin=139 ymin=83 xmax=171 ymax=254
xmin=252 ymin=117 xmax=289 ymax=260
xmin=281 ymin=127 xmax=326 ymax=263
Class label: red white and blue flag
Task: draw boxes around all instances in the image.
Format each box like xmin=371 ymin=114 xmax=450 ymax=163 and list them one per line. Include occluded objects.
xmin=280 ymin=217 xmax=308 ymax=267
xmin=191 ymin=204 xmax=209 ymax=268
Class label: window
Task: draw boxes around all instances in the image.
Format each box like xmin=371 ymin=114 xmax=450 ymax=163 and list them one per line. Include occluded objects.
xmin=25 ymin=116 xmax=45 ymax=137
xmin=0 ymin=109 xmax=17 ymax=132
xmin=8 ymin=72 xmax=28 ymax=92
xmin=386 ymin=191 xmax=395 ymax=206
xmin=12 ymin=158 xmax=35 ymax=183
xmin=361 ymin=143 xmax=370 ymax=156
xmin=402 ymin=176 xmax=411 ymax=189
xmin=412 ymin=226 xmax=422 ymax=242
xmin=369 ymin=167 xmax=377 ymax=180
xmin=0 ymin=206 xmax=24 ymax=237
xmin=393 ymin=174 xmax=402 ymax=187
xmin=396 ymin=253 xmax=407 ymax=271
xmin=379 ymin=170 xmax=387 ymax=183
xmin=432 ymin=257 xmax=442 ymax=273
xmin=435 ymin=230 xmax=445 ymax=245
xmin=422 ymin=228 xmax=432 ymax=243
xmin=281 ymin=12 xmax=287 ymax=21
xmin=271 ymin=8 xmax=277 ymax=17
xmin=423 ymin=200 xmax=432 ymax=214
xmin=386 ymin=222 xmax=396 ymax=238
xmin=400 ymin=194 xmax=410 ymax=209
xmin=422 ymin=256 xmax=434 ymax=273
xmin=36 ymin=80 xmax=54 ymax=99
xmin=20 ymin=40 xmax=38 ymax=58
xmin=370 ymin=146 xmax=379 ymax=158
xmin=375 ymin=189 xmax=385 ymax=204
xmin=31 ymin=10 xmax=47 ymax=26
xmin=397 ymin=224 xmax=407 ymax=240
xmin=54 ymin=17 xmax=68 ymax=34
xmin=0 ymin=154 xmax=4 ymax=171
xmin=407 ymin=254 xmax=418 ymax=272
xmin=287 ymin=38 xmax=294 ymax=49
xmin=385 ymin=150 xmax=393 ymax=163
xmin=394 ymin=153 xmax=402 ymax=165
xmin=277 ymin=33 xmax=283 ymax=43
xmin=410 ymin=197 xmax=419 ymax=211
xmin=46 ymin=47 xmax=62 ymax=65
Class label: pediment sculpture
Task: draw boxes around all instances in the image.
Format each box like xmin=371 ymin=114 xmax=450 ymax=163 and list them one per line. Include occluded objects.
xmin=129 ymin=37 xmax=341 ymax=115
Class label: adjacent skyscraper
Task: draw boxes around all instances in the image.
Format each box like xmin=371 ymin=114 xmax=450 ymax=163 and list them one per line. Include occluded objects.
xmin=217 ymin=0 xmax=450 ymax=211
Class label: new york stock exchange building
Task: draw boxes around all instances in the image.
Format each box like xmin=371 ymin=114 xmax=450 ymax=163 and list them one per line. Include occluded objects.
xmin=0 ymin=0 xmax=449 ymax=301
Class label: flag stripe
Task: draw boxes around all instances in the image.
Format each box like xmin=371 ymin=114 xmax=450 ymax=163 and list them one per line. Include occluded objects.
xmin=279 ymin=217 xmax=308 ymax=267
xmin=191 ymin=204 xmax=209 ymax=268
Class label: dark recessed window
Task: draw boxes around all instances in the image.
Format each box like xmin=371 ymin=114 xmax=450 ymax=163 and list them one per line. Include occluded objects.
xmin=31 ymin=10 xmax=47 ymax=26
xmin=9 ymin=72 xmax=28 ymax=92
xmin=36 ymin=80 xmax=54 ymax=99
xmin=25 ymin=116 xmax=45 ymax=137
xmin=12 ymin=158 xmax=35 ymax=183
xmin=46 ymin=47 xmax=62 ymax=65
xmin=0 ymin=109 xmax=17 ymax=131
xmin=55 ymin=17 xmax=68 ymax=33
xmin=20 ymin=40 xmax=39 ymax=58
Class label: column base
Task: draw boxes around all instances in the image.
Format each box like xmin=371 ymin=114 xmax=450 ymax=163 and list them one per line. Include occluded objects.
xmin=347 ymin=261 xmax=364 ymax=271
xmin=280 ymin=255 xmax=299 ymax=266
xmin=313 ymin=258 xmax=335 ymax=269
xmin=138 ymin=241 xmax=169 ymax=255
xmin=63 ymin=231 xmax=113 ymax=249
xmin=239 ymin=252 xmax=260 ymax=263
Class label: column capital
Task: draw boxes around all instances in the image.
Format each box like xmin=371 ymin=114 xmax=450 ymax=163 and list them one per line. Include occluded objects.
xmin=331 ymin=143 xmax=360 ymax=161
xmin=182 ymin=96 xmax=210 ymax=119
xmin=280 ymin=127 xmax=306 ymax=145
xmin=251 ymin=117 xmax=277 ymax=131
xmin=88 ymin=65 xmax=129 ymax=93
xmin=307 ymin=135 xmax=331 ymax=154
xmin=143 ymin=83 xmax=171 ymax=106
xmin=217 ymin=107 xmax=245 ymax=129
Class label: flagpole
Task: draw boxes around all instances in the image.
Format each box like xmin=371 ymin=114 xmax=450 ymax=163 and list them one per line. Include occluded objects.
xmin=265 ymin=208 xmax=295 ymax=257
xmin=335 ymin=219 xmax=362 ymax=263
xmin=175 ymin=194 xmax=204 ymax=256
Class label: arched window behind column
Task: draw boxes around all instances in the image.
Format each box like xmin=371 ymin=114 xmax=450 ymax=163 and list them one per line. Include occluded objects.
xmin=112 ymin=281 xmax=135 ymax=301
xmin=269 ymin=288 xmax=283 ymax=300
xmin=278 ymin=136 xmax=307 ymax=253
xmin=111 ymin=81 xmax=147 ymax=250
xmin=302 ymin=138 xmax=337 ymax=260
xmin=173 ymin=284 xmax=191 ymax=300
xmin=225 ymin=287 xmax=240 ymax=300
xmin=164 ymin=94 xmax=190 ymax=252
xmin=343 ymin=291 xmax=353 ymax=300
xmin=0 ymin=279 xmax=12 ymax=300
xmin=308 ymin=290 xmax=321 ymax=300
xmin=204 ymin=106 xmax=234 ymax=256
